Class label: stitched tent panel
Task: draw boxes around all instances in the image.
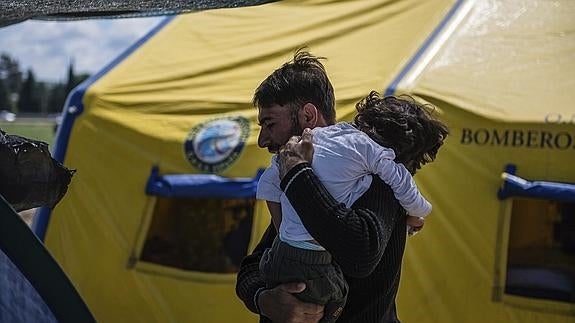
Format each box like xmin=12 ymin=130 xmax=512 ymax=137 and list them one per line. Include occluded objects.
xmin=398 ymin=0 xmax=575 ymax=123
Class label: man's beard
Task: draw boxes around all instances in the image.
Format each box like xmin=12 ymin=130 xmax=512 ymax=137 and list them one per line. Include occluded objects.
xmin=290 ymin=118 xmax=304 ymax=139
xmin=268 ymin=118 xmax=303 ymax=153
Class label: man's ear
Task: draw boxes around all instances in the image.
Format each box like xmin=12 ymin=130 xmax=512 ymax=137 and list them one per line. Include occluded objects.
xmin=299 ymin=103 xmax=319 ymax=128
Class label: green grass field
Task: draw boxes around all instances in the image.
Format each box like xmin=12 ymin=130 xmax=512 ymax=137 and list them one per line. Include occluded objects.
xmin=0 ymin=120 xmax=56 ymax=147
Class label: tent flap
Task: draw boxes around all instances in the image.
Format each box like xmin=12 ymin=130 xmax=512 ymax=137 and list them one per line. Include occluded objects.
xmin=145 ymin=166 xmax=263 ymax=198
xmin=498 ymin=170 xmax=575 ymax=203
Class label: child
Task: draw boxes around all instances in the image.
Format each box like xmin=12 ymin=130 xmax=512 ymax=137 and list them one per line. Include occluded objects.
xmin=256 ymin=92 xmax=448 ymax=322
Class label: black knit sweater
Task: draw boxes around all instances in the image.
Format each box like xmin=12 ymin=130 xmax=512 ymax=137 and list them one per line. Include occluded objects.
xmin=236 ymin=163 xmax=407 ymax=323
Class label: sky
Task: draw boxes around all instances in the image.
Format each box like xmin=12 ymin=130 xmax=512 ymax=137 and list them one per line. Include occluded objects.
xmin=0 ymin=17 xmax=164 ymax=83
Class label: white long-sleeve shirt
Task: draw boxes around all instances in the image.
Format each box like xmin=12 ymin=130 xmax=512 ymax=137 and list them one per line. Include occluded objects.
xmin=257 ymin=122 xmax=431 ymax=243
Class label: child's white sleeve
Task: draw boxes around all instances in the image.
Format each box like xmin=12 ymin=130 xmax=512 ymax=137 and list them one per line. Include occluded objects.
xmin=256 ymin=160 xmax=282 ymax=203
xmin=365 ymin=143 xmax=432 ymax=217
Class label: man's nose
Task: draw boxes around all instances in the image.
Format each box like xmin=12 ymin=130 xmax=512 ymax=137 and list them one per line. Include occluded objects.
xmin=258 ymin=129 xmax=269 ymax=148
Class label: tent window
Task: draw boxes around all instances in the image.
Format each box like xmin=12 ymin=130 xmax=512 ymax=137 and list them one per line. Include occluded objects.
xmin=497 ymin=165 xmax=575 ymax=305
xmin=140 ymin=197 xmax=255 ymax=273
xmin=138 ymin=167 xmax=261 ymax=274
xmin=504 ymin=199 xmax=575 ymax=303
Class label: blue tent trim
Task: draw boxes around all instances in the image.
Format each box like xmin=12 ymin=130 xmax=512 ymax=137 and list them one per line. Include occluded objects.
xmin=384 ymin=0 xmax=466 ymax=96
xmin=146 ymin=166 xmax=264 ymax=199
xmin=32 ymin=16 xmax=176 ymax=241
xmin=497 ymin=164 xmax=575 ymax=203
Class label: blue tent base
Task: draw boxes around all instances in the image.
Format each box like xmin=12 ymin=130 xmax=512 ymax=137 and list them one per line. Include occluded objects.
xmin=498 ymin=164 xmax=575 ymax=203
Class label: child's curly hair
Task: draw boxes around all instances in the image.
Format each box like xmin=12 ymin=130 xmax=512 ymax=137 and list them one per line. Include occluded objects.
xmin=354 ymin=92 xmax=449 ymax=174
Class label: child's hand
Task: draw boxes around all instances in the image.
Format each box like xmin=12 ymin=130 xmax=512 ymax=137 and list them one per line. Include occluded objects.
xmin=407 ymin=216 xmax=425 ymax=236
xmin=278 ymin=128 xmax=314 ymax=179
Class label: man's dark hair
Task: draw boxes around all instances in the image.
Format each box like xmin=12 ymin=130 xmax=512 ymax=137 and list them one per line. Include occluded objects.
xmin=354 ymin=92 xmax=449 ymax=174
xmin=253 ymin=49 xmax=336 ymax=125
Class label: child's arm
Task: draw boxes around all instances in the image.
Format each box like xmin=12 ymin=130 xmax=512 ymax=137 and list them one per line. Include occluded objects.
xmin=363 ymin=142 xmax=432 ymax=217
xmin=375 ymin=160 xmax=431 ymax=217
xmin=266 ymin=201 xmax=282 ymax=232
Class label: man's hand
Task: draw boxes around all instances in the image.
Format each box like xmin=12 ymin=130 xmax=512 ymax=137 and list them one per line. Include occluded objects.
xmin=278 ymin=128 xmax=314 ymax=179
xmin=258 ymin=282 xmax=324 ymax=323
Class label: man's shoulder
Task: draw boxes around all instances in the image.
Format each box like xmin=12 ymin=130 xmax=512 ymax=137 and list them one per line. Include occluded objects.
xmin=314 ymin=123 xmax=372 ymax=146
xmin=314 ymin=122 xmax=356 ymax=135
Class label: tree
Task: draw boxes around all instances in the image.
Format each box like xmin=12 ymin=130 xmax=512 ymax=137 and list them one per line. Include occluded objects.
xmin=0 ymin=54 xmax=91 ymax=115
xmin=0 ymin=53 xmax=22 ymax=94
xmin=65 ymin=60 xmax=76 ymax=95
xmin=17 ymin=70 xmax=41 ymax=113
xmin=64 ymin=61 xmax=89 ymax=97
xmin=0 ymin=53 xmax=22 ymax=111
xmin=47 ymin=83 xmax=67 ymax=113
xmin=36 ymin=82 xmax=48 ymax=114
xmin=0 ymin=78 xmax=9 ymax=110
xmin=46 ymin=61 xmax=84 ymax=114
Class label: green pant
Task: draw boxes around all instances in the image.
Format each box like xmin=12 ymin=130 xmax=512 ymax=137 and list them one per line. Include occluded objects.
xmin=259 ymin=238 xmax=348 ymax=322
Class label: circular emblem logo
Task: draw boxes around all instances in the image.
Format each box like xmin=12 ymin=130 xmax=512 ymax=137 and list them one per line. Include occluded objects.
xmin=184 ymin=116 xmax=250 ymax=173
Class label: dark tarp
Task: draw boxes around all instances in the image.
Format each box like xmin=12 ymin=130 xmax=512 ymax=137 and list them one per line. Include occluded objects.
xmin=0 ymin=129 xmax=75 ymax=212
xmin=0 ymin=195 xmax=95 ymax=322
xmin=0 ymin=248 xmax=57 ymax=323
xmin=0 ymin=0 xmax=276 ymax=27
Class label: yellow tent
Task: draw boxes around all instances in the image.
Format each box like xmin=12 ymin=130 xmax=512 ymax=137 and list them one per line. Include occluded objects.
xmin=392 ymin=0 xmax=575 ymax=322
xmin=33 ymin=0 xmax=574 ymax=322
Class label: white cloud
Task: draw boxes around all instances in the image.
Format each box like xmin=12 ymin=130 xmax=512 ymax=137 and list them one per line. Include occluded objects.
xmin=0 ymin=17 xmax=164 ymax=82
